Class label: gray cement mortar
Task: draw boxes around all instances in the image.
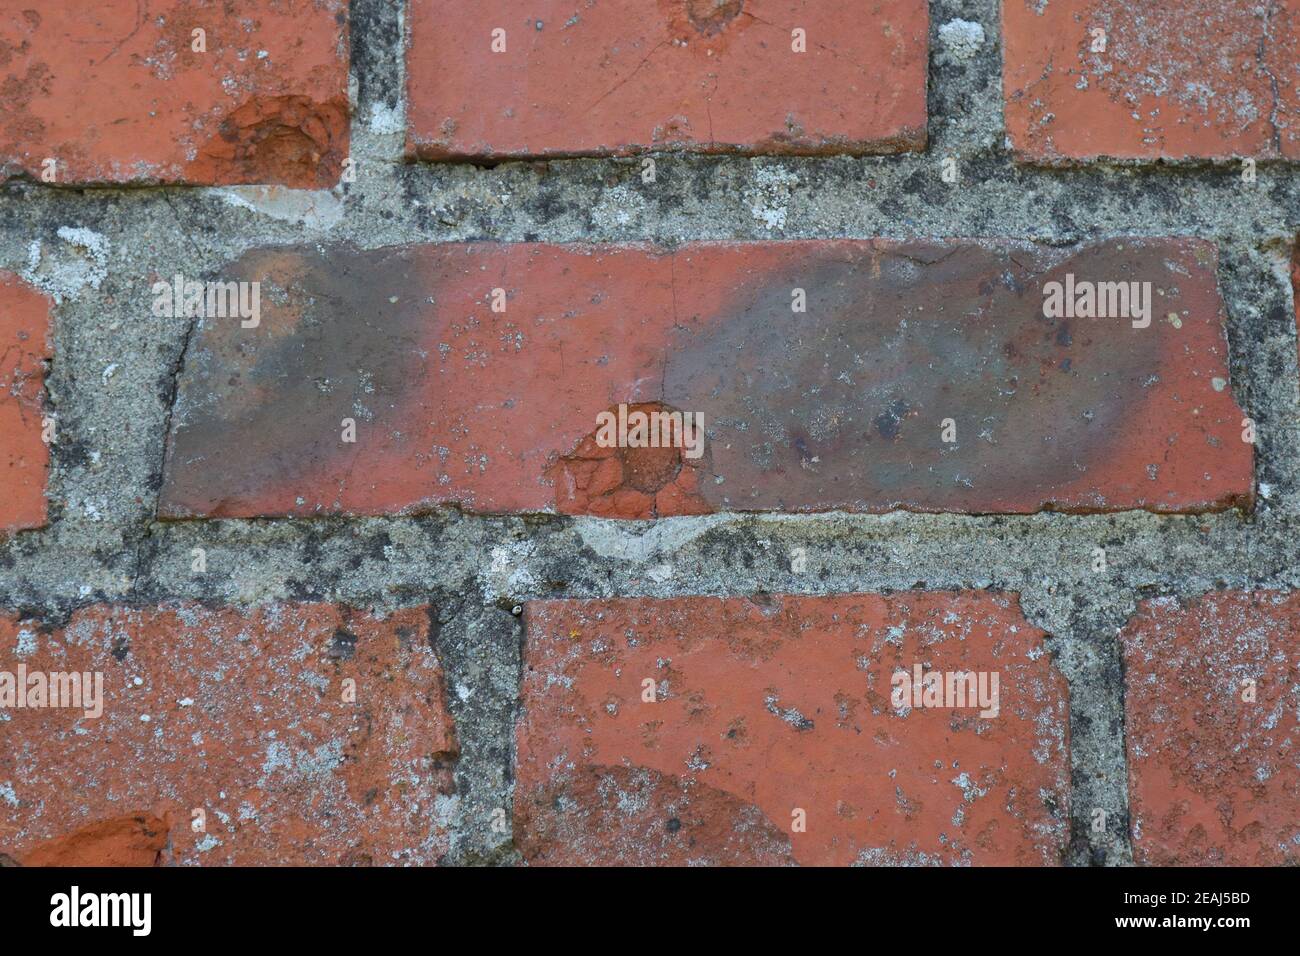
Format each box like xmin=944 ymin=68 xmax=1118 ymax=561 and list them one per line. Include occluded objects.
xmin=1 ymin=0 xmax=1297 ymax=866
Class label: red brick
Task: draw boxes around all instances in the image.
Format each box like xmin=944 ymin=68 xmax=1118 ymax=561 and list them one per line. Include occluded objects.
xmin=0 ymin=603 xmax=457 ymax=866
xmin=20 ymin=815 xmax=170 ymax=867
xmin=1121 ymin=592 xmax=1300 ymax=865
xmin=1004 ymin=0 xmax=1300 ymax=162
xmin=0 ymin=1 xmax=349 ymax=187
xmin=159 ymin=239 xmax=1250 ymax=519
xmin=0 ymin=273 xmax=51 ymax=534
xmin=405 ymin=0 xmax=928 ymax=160
xmin=515 ymin=592 xmax=1070 ymax=866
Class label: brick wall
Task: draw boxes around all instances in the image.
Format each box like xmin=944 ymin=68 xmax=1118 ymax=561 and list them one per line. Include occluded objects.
xmin=0 ymin=0 xmax=1297 ymax=867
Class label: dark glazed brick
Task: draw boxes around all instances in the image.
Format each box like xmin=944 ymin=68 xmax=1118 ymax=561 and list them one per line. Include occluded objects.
xmin=158 ymin=240 xmax=1251 ymax=519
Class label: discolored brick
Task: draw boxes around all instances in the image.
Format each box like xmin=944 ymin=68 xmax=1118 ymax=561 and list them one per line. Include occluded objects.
xmin=515 ymin=592 xmax=1070 ymax=866
xmin=0 ymin=603 xmax=457 ymax=866
xmin=0 ymin=1 xmax=350 ymax=187
xmin=0 ymin=273 xmax=52 ymax=534
xmin=159 ymin=239 xmax=1250 ymax=519
xmin=1121 ymin=592 xmax=1300 ymax=865
xmin=1004 ymin=0 xmax=1300 ymax=162
xmin=405 ymin=0 xmax=928 ymax=160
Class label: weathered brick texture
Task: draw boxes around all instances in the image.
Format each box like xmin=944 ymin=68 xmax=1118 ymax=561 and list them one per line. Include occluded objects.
xmin=0 ymin=1 xmax=350 ymax=187
xmin=0 ymin=273 xmax=51 ymax=534
xmin=0 ymin=604 xmax=456 ymax=866
xmin=405 ymin=0 xmax=929 ymax=159
xmin=1004 ymin=0 xmax=1299 ymax=162
xmin=5 ymin=0 xmax=1300 ymax=875
xmin=1120 ymin=592 xmax=1300 ymax=865
xmin=158 ymin=239 xmax=1250 ymax=520
xmin=516 ymin=592 xmax=1070 ymax=866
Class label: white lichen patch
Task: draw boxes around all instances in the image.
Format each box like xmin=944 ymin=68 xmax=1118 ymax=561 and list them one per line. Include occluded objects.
xmin=938 ymin=19 xmax=986 ymax=63
xmin=745 ymin=165 xmax=799 ymax=232
xmin=23 ymin=226 xmax=110 ymax=303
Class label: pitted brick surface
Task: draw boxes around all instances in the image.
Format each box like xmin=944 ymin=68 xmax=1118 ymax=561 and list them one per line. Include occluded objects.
xmin=516 ymin=592 xmax=1070 ymax=865
xmin=158 ymin=240 xmax=1250 ymax=519
xmin=2 ymin=0 xmax=1299 ymax=872
xmin=0 ymin=273 xmax=51 ymax=533
xmin=1004 ymin=0 xmax=1300 ymax=162
xmin=1121 ymin=592 xmax=1300 ymax=865
xmin=0 ymin=603 xmax=457 ymax=866
xmin=0 ymin=1 xmax=350 ymax=186
xmin=406 ymin=0 xmax=929 ymax=159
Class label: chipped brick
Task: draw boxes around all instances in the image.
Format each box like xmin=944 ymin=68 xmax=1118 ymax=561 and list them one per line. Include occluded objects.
xmin=0 ymin=603 xmax=457 ymax=866
xmin=515 ymin=593 xmax=1070 ymax=866
xmin=0 ymin=1 xmax=349 ymax=187
xmin=21 ymin=814 xmax=170 ymax=867
xmin=158 ymin=240 xmax=1251 ymax=519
